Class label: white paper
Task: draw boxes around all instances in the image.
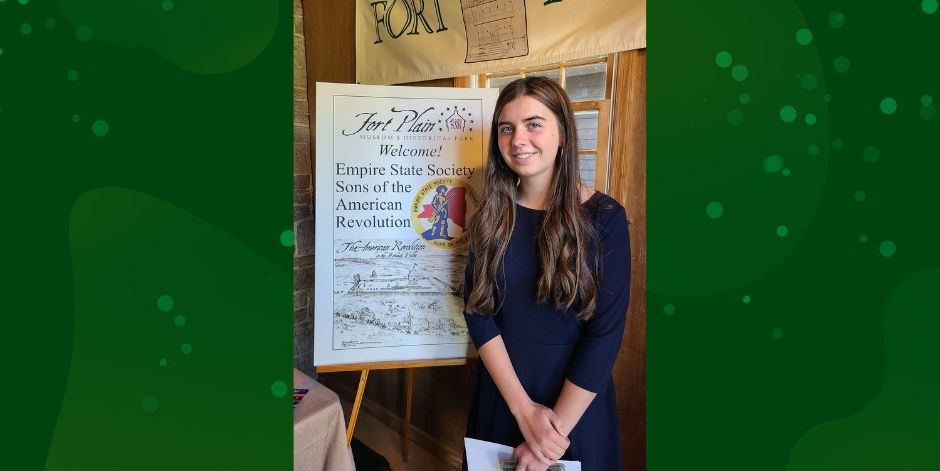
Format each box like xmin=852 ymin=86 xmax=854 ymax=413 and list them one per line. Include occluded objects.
xmin=464 ymin=437 xmax=581 ymax=471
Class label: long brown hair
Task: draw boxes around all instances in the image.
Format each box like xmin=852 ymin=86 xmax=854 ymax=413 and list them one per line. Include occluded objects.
xmin=465 ymin=76 xmax=599 ymax=320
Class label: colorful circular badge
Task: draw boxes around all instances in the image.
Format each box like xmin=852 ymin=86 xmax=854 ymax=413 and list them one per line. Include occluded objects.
xmin=410 ymin=178 xmax=479 ymax=249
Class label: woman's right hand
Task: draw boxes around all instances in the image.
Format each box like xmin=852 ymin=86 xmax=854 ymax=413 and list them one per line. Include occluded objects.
xmin=512 ymin=400 xmax=569 ymax=464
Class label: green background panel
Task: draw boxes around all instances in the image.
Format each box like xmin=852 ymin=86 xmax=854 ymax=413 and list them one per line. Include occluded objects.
xmin=649 ymin=1 xmax=940 ymax=469
xmin=1 ymin=0 xmax=291 ymax=468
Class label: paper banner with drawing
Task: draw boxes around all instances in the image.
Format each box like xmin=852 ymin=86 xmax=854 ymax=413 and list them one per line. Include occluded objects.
xmin=313 ymin=82 xmax=499 ymax=366
xmin=356 ymin=0 xmax=646 ymax=85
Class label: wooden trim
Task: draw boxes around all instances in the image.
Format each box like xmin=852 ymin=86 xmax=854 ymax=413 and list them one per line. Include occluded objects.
xmin=454 ymin=76 xmax=474 ymax=88
xmin=403 ymin=368 xmax=415 ymax=461
xmin=572 ymin=100 xmax=606 ymax=111
xmin=594 ymin=99 xmax=611 ymax=193
xmin=402 ymin=78 xmax=457 ymax=88
xmin=605 ymin=53 xmax=616 ymax=100
xmin=302 ymin=0 xmax=356 ymax=190
xmin=609 ymin=48 xmax=647 ymax=471
xmin=316 ymin=358 xmax=467 ymax=374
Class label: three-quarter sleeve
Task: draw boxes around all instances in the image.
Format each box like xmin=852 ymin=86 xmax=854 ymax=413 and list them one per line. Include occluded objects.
xmin=565 ymin=207 xmax=631 ymax=393
xmin=463 ymin=247 xmax=502 ymax=349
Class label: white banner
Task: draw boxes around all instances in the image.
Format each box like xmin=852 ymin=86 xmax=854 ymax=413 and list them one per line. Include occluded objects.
xmin=314 ymin=83 xmax=499 ymax=366
xmin=357 ymin=0 xmax=646 ymax=85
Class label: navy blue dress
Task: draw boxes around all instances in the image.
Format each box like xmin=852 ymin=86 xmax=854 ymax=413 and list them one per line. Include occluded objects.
xmin=463 ymin=192 xmax=631 ymax=471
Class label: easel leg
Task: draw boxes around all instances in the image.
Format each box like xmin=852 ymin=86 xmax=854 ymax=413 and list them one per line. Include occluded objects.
xmin=402 ymin=368 xmax=414 ymax=462
xmin=346 ymin=369 xmax=370 ymax=446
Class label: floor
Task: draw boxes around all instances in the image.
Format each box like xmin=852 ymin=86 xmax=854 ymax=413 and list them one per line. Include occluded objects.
xmin=341 ymin=397 xmax=459 ymax=471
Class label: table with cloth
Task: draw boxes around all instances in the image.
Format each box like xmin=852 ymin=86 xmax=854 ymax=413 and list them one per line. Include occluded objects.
xmin=293 ymin=368 xmax=356 ymax=471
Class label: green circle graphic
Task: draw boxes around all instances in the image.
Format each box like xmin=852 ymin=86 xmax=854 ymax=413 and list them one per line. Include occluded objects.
xmin=271 ymin=380 xmax=288 ymax=398
xmin=924 ymin=0 xmax=938 ymax=15
xmin=157 ymin=295 xmax=174 ymax=312
xmin=715 ymin=51 xmax=733 ymax=68
xmin=829 ymin=11 xmax=846 ymax=28
xmin=880 ymin=97 xmax=897 ymax=114
xmin=800 ymin=74 xmax=818 ymax=90
xmin=706 ymin=201 xmax=724 ymax=219
xmin=763 ymin=154 xmax=784 ymax=173
xmin=776 ymin=225 xmax=789 ymax=237
xmin=142 ymin=396 xmax=159 ymax=413
xmin=880 ymin=240 xmax=897 ymax=257
xmin=76 ymin=25 xmax=93 ymax=42
xmin=92 ymin=120 xmax=109 ymax=137
xmin=795 ymin=28 xmax=813 ymax=46
xmin=863 ymin=145 xmax=881 ymax=162
xmin=280 ymin=230 xmax=294 ymax=247
xmin=833 ymin=56 xmax=850 ymax=73
xmin=779 ymin=106 xmax=797 ymax=123
xmin=920 ymin=106 xmax=936 ymax=120
xmin=664 ymin=304 xmax=676 ymax=315
xmin=731 ymin=64 xmax=749 ymax=82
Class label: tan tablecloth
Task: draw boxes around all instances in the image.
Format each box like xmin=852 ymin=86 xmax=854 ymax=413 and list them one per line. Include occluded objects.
xmin=294 ymin=368 xmax=356 ymax=471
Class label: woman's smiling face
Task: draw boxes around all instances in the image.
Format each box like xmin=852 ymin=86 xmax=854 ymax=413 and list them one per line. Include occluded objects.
xmin=497 ymin=95 xmax=562 ymax=187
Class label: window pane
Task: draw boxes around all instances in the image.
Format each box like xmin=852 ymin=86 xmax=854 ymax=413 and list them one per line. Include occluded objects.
xmin=574 ymin=110 xmax=599 ymax=151
xmin=527 ymin=68 xmax=561 ymax=84
xmin=578 ymin=153 xmax=596 ymax=189
xmin=488 ymin=75 xmax=519 ymax=91
xmin=566 ymin=62 xmax=607 ymax=101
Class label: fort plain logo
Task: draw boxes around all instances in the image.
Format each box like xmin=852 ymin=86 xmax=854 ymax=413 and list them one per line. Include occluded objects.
xmin=410 ymin=178 xmax=479 ymax=249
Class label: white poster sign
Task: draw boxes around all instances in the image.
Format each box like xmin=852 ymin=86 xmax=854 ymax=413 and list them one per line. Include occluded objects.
xmin=314 ymin=83 xmax=499 ymax=366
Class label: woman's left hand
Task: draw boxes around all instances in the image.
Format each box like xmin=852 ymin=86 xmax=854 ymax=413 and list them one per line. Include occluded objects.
xmin=513 ymin=400 xmax=568 ymax=462
xmin=513 ymin=442 xmax=551 ymax=471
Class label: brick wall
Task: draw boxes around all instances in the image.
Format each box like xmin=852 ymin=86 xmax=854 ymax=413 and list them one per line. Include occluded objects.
xmin=293 ymin=0 xmax=314 ymax=375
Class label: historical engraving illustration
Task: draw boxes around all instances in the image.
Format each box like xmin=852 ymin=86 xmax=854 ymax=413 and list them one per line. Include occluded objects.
xmin=461 ymin=0 xmax=529 ymax=63
xmin=332 ymin=240 xmax=469 ymax=350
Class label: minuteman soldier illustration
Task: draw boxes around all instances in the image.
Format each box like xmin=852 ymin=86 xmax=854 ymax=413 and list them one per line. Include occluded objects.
xmin=419 ymin=183 xmax=467 ymax=242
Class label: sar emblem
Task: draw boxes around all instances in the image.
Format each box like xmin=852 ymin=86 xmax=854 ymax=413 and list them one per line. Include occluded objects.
xmin=410 ymin=178 xmax=479 ymax=249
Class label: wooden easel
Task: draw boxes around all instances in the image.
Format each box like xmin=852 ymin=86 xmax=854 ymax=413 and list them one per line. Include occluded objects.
xmin=316 ymin=358 xmax=467 ymax=461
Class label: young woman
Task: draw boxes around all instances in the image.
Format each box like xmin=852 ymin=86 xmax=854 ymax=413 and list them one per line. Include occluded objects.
xmin=463 ymin=76 xmax=631 ymax=471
